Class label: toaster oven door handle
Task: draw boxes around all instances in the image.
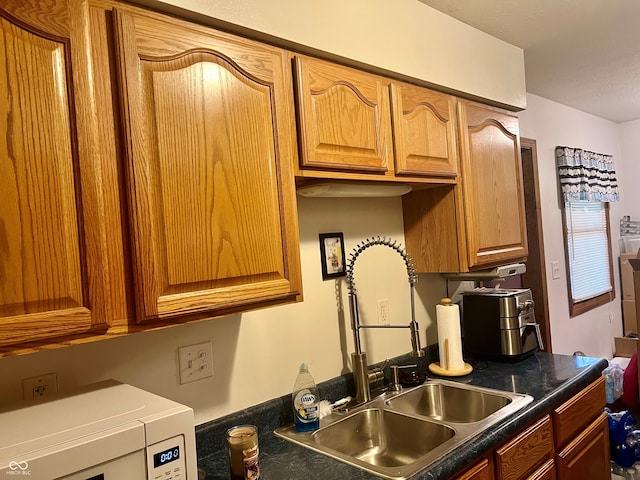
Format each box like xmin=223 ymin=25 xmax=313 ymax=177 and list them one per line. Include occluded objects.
xmin=531 ymin=323 xmax=544 ymax=350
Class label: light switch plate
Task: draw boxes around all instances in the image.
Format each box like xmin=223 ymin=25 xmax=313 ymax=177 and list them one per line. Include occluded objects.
xmin=178 ymin=341 xmax=213 ymax=385
xmin=551 ymin=261 xmax=561 ymax=280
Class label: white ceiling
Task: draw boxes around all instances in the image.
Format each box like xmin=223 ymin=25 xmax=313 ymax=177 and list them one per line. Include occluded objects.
xmin=418 ymin=0 xmax=640 ymax=123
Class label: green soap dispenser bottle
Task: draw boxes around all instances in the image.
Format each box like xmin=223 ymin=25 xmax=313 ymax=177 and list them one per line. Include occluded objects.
xmin=292 ymin=363 xmax=320 ymax=432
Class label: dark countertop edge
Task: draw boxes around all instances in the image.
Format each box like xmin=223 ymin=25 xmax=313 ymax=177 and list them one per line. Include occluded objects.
xmin=196 ymin=353 xmax=609 ymax=480
xmin=417 ymin=356 xmax=608 ymax=479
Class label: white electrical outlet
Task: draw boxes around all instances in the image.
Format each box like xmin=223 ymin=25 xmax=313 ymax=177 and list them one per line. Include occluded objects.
xmin=22 ymin=373 xmax=58 ymax=400
xmin=551 ymin=261 xmax=561 ymax=280
xmin=178 ymin=341 xmax=213 ymax=385
xmin=377 ymin=298 xmax=390 ymax=325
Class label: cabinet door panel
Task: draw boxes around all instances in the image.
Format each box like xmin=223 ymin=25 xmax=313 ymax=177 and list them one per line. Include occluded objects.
xmin=556 ymin=413 xmax=610 ymax=480
xmin=495 ymin=415 xmax=554 ymax=480
xmin=458 ymin=101 xmax=528 ymax=269
xmin=115 ymin=10 xmax=301 ymax=322
xmin=294 ymin=56 xmax=392 ymax=173
xmin=390 ymin=83 xmax=457 ymax=177
xmin=553 ymin=376 xmax=605 ymax=447
xmin=528 ymin=459 xmax=556 ymax=480
xmin=0 ymin=10 xmax=107 ymax=347
xmin=452 ymin=457 xmax=494 ymax=480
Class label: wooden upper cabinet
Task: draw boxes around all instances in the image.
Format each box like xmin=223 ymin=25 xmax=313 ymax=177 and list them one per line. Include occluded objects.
xmin=293 ymin=55 xmax=393 ymax=175
xmin=113 ymin=9 xmax=302 ymax=322
xmin=0 ymin=1 xmax=112 ymax=351
xmin=457 ymin=100 xmax=528 ymax=269
xmin=390 ymin=82 xmax=458 ymax=178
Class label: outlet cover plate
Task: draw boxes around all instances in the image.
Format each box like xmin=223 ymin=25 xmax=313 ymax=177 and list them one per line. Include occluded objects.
xmin=178 ymin=341 xmax=213 ymax=385
xmin=22 ymin=373 xmax=58 ymax=400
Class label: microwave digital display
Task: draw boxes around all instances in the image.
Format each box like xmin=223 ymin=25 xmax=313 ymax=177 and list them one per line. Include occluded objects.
xmin=153 ymin=446 xmax=180 ymax=468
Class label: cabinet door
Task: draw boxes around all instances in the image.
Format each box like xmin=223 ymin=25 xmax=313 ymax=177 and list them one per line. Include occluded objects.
xmin=390 ymin=82 xmax=458 ymax=177
xmin=528 ymin=459 xmax=556 ymax=480
xmin=457 ymin=101 xmax=528 ymax=269
xmin=556 ymin=413 xmax=610 ymax=480
xmin=114 ymin=9 xmax=301 ymax=322
xmin=495 ymin=415 xmax=554 ymax=480
xmin=552 ymin=376 xmax=605 ymax=448
xmin=293 ymin=55 xmax=393 ymax=174
xmin=452 ymin=456 xmax=495 ymax=480
xmin=0 ymin=1 xmax=111 ymax=351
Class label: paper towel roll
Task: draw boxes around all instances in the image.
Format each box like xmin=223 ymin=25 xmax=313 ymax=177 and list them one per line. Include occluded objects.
xmin=436 ymin=299 xmax=464 ymax=371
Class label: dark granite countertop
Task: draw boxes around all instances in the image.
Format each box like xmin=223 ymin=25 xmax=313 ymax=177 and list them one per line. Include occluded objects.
xmin=196 ymin=352 xmax=608 ymax=480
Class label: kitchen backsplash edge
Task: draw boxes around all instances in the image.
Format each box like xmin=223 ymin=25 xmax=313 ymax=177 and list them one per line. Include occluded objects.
xmin=195 ymin=345 xmax=436 ymax=461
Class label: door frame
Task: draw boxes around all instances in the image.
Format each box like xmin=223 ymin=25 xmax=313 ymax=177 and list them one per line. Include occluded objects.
xmin=521 ymin=138 xmax=552 ymax=352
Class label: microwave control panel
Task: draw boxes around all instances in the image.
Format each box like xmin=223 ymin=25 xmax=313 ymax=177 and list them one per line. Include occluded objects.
xmin=147 ymin=435 xmax=186 ymax=480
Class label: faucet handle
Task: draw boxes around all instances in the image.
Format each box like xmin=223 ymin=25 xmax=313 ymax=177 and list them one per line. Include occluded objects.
xmin=389 ymin=365 xmax=402 ymax=392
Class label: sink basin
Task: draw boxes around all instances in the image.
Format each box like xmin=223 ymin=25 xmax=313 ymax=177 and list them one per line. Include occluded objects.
xmin=386 ymin=382 xmax=511 ymax=423
xmin=274 ymin=379 xmax=533 ymax=479
xmin=312 ymin=408 xmax=455 ymax=468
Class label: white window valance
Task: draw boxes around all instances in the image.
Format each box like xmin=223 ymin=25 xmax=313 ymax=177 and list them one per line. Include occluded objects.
xmin=555 ymin=146 xmax=619 ymax=203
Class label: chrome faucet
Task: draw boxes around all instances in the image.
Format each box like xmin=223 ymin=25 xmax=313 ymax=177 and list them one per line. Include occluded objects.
xmin=345 ymin=236 xmax=424 ymax=404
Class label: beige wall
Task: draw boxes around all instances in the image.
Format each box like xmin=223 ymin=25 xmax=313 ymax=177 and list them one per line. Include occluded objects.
xmin=143 ymin=0 xmax=526 ymax=109
xmin=518 ymin=94 xmax=624 ymax=359
xmin=0 ymin=197 xmax=446 ymax=424
xmin=0 ymin=1 xmax=527 ymax=426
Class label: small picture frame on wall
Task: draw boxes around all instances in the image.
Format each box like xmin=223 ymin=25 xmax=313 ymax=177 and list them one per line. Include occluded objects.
xmin=319 ymin=232 xmax=346 ymax=280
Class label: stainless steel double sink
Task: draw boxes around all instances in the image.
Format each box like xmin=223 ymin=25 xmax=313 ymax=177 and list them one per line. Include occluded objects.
xmin=275 ymin=379 xmax=533 ymax=479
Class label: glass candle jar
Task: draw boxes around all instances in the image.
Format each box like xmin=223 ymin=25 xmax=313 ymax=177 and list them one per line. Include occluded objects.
xmin=226 ymin=424 xmax=260 ymax=480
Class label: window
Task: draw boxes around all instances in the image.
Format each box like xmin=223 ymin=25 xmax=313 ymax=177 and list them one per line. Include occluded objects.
xmin=562 ymin=201 xmax=614 ymax=316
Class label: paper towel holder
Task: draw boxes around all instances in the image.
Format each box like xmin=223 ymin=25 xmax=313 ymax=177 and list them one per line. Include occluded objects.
xmin=428 ymin=297 xmax=473 ymax=377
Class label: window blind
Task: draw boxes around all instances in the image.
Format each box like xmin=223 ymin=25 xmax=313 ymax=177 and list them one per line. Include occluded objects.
xmin=565 ymin=201 xmax=612 ymax=302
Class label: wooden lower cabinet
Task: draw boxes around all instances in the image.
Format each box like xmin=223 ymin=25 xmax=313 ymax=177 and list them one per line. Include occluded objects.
xmin=528 ymin=459 xmax=556 ymax=480
xmin=452 ymin=456 xmax=494 ymax=480
xmin=495 ymin=416 xmax=554 ymax=480
xmin=452 ymin=377 xmax=608 ymax=480
xmin=555 ymin=412 xmax=609 ymax=480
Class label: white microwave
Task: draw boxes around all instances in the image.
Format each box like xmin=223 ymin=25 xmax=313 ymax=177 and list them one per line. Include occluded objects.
xmin=0 ymin=380 xmax=197 ymax=480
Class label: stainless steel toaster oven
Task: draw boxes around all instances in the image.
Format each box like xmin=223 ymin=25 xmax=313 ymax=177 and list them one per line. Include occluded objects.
xmin=461 ymin=288 xmax=543 ymax=362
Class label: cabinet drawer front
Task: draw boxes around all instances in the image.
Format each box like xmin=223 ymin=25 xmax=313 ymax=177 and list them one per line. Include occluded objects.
xmin=556 ymin=412 xmax=610 ymax=480
xmin=452 ymin=456 xmax=494 ymax=480
xmin=528 ymin=459 xmax=556 ymax=480
xmin=552 ymin=377 xmax=605 ymax=448
xmin=495 ymin=415 xmax=554 ymax=480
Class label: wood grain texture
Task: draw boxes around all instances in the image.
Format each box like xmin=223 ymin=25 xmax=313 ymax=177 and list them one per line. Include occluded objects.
xmin=528 ymin=459 xmax=556 ymax=480
xmin=451 ymin=456 xmax=495 ymax=480
xmin=556 ymin=412 xmax=610 ymax=480
xmin=402 ymin=186 xmax=463 ymax=272
xmin=495 ymin=415 xmax=554 ymax=480
xmin=0 ymin=0 xmax=69 ymax=38
xmin=457 ymin=100 xmax=528 ymax=269
xmin=390 ymin=82 xmax=458 ymax=178
xmin=0 ymin=1 xmax=112 ymax=351
xmin=114 ymin=8 xmax=301 ymax=322
xmin=294 ymin=55 xmax=393 ymax=174
xmin=552 ymin=376 xmax=605 ymax=448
